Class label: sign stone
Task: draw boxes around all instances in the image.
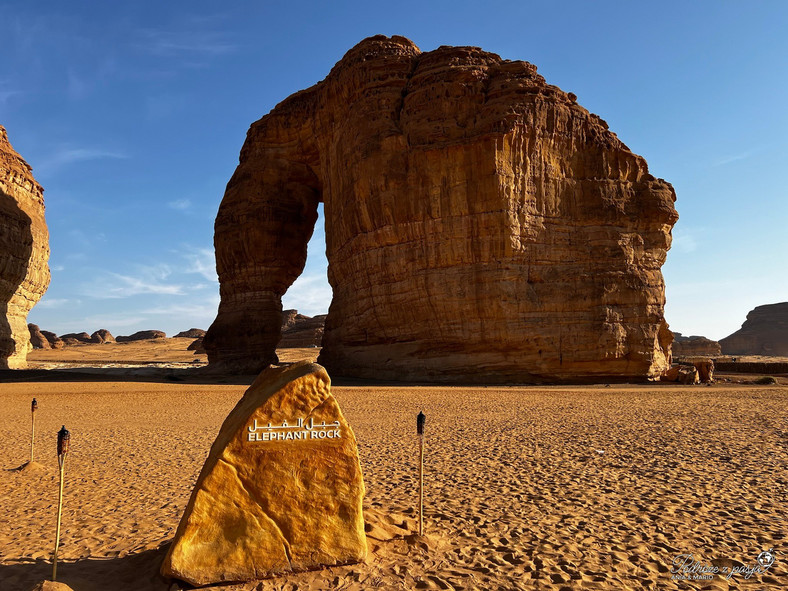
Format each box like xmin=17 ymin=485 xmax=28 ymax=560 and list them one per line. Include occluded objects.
xmin=161 ymin=362 xmax=367 ymax=585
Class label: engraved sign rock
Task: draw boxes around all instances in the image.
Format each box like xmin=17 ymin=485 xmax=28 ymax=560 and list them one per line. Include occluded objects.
xmin=161 ymin=362 xmax=367 ymax=586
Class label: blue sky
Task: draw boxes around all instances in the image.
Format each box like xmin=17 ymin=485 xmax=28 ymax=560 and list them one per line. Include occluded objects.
xmin=2 ymin=1 xmax=786 ymax=340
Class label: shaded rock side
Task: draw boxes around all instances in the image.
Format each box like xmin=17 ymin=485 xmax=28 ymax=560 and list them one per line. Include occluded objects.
xmin=719 ymin=302 xmax=788 ymax=356
xmin=187 ymin=337 xmax=205 ymax=353
xmin=40 ymin=330 xmax=64 ymax=349
xmin=279 ymin=311 xmax=326 ymax=348
xmin=205 ymin=35 xmax=678 ymax=382
xmin=161 ymin=362 xmax=367 ymax=586
xmin=116 ymin=330 xmax=166 ymax=342
xmin=672 ymin=332 xmax=721 ymax=357
xmin=28 ymin=324 xmax=50 ymax=349
xmin=0 ymin=126 xmax=50 ymax=368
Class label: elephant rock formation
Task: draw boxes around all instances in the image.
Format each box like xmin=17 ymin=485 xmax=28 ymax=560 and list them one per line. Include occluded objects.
xmin=205 ymin=36 xmax=678 ymax=382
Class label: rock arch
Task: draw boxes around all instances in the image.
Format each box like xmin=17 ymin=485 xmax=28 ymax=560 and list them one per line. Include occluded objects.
xmin=204 ymin=36 xmax=678 ymax=383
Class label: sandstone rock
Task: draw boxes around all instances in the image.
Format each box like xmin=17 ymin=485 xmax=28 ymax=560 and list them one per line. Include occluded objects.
xmin=671 ymin=332 xmax=721 ymax=357
xmin=662 ymin=364 xmax=699 ymax=385
xmin=204 ymin=35 xmax=678 ymax=383
xmin=61 ymin=337 xmax=81 ymax=346
xmin=29 ymin=581 xmax=75 ymax=591
xmin=175 ymin=328 xmax=206 ymax=338
xmin=90 ymin=328 xmax=115 ymax=344
xmin=0 ymin=126 xmax=50 ymax=368
xmin=116 ymin=330 xmax=166 ymax=342
xmin=279 ymin=312 xmax=325 ymax=348
xmin=60 ymin=331 xmax=91 ymax=343
xmin=28 ymin=324 xmax=50 ymax=349
xmin=41 ymin=330 xmax=64 ymax=349
xmin=187 ymin=337 xmax=205 ymax=353
xmin=693 ymin=359 xmax=714 ymax=383
xmin=719 ymin=302 xmax=788 ymax=356
xmin=161 ymin=362 xmax=366 ymax=586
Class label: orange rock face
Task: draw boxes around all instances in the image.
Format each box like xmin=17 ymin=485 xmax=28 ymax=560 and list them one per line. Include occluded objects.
xmin=0 ymin=126 xmax=50 ymax=369
xmin=161 ymin=362 xmax=366 ymax=586
xmin=205 ymin=36 xmax=678 ymax=382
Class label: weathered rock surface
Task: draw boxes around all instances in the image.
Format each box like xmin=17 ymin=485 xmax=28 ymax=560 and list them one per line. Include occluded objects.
xmin=662 ymin=364 xmax=700 ymax=385
xmin=161 ymin=362 xmax=366 ymax=586
xmin=205 ymin=35 xmax=678 ymax=382
xmin=90 ymin=328 xmax=115 ymax=343
xmin=175 ymin=328 xmax=206 ymax=338
xmin=41 ymin=330 xmax=64 ymax=349
xmin=116 ymin=330 xmax=166 ymax=342
xmin=28 ymin=324 xmax=50 ymax=349
xmin=719 ymin=302 xmax=788 ymax=356
xmin=60 ymin=331 xmax=91 ymax=343
xmin=0 ymin=126 xmax=50 ymax=368
xmin=672 ymin=332 xmax=721 ymax=358
xmin=279 ymin=310 xmax=325 ymax=348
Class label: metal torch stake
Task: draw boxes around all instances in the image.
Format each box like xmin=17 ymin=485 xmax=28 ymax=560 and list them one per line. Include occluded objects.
xmin=417 ymin=411 xmax=425 ymax=536
xmin=53 ymin=425 xmax=70 ymax=582
xmin=30 ymin=398 xmax=37 ymax=464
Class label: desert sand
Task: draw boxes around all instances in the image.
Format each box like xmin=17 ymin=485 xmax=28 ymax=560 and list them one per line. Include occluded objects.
xmin=1 ymin=344 xmax=785 ymax=590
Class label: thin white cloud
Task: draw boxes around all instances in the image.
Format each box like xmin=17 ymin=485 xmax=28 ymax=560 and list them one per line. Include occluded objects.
xmin=183 ymin=247 xmax=217 ymax=282
xmin=36 ymin=297 xmax=81 ymax=309
xmin=136 ymin=28 xmax=237 ymax=59
xmin=38 ymin=147 xmax=128 ymax=172
xmin=86 ymin=264 xmax=186 ymax=299
xmin=168 ymin=198 xmax=192 ymax=211
xmin=711 ymin=150 xmax=754 ymax=167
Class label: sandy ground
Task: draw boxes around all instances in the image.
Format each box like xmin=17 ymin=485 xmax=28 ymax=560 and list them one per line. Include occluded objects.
xmin=1 ymin=352 xmax=786 ymax=590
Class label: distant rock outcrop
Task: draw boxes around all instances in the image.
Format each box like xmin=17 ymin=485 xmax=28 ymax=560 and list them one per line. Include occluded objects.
xmin=28 ymin=324 xmax=50 ymax=349
xmin=175 ymin=328 xmax=206 ymax=338
xmin=671 ymin=332 xmax=721 ymax=357
xmin=720 ymin=303 xmax=788 ymax=356
xmin=60 ymin=332 xmax=91 ymax=343
xmin=279 ymin=310 xmax=325 ymax=348
xmin=204 ymin=35 xmax=677 ymax=383
xmin=116 ymin=330 xmax=167 ymax=342
xmin=187 ymin=337 xmax=205 ymax=353
xmin=91 ymin=329 xmax=115 ymax=344
xmin=41 ymin=330 xmax=64 ymax=349
xmin=0 ymin=126 xmax=50 ymax=368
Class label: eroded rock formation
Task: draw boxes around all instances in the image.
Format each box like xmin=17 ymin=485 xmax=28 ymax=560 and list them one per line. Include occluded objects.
xmin=91 ymin=329 xmax=115 ymax=344
xmin=175 ymin=328 xmax=206 ymax=338
xmin=0 ymin=126 xmax=50 ymax=368
xmin=720 ymin=302 xmax=788 ymax=356
xmin=672 ymin=332 xmax=721 ymax=358
xmin=116 ymin=330 xmax=166 ymax=342
xmin=28 ymin=324 xmax=50 ymax=349
xmin=279 ymin=310 xmax=325 ymax=348
xmin=205 ymin=36 xmax=678 ymax=382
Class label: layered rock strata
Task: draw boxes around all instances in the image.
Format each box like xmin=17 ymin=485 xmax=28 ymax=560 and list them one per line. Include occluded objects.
xmin=0 ymin=126 xmax=50 ymax=368
xmin=672 ymin=332 xmax=721 ymax=358
xmin=205 ymin=35 xmax=678 ymax=382
xmin=279 ymin=310 xmax=325 ymax=348
xmin=720 ymin=303 xmax=788 ymax=356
